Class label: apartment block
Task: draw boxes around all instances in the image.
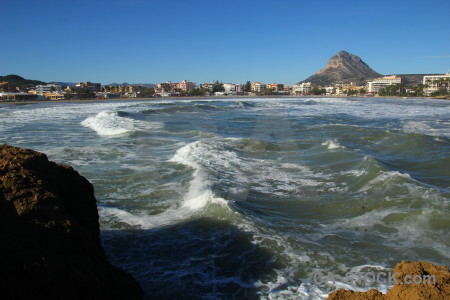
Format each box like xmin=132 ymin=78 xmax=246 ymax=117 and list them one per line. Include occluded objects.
xmin=366 ymin=75 xmax=402 ymax=93
xmin=75 ymin=82 xmax=102 ymax=92
xmin=423 ymin=73 xmax=450 ymax=95
xmin=251 ymin=82 xmax=266 ymax=92
xmin=292 ymin=82 xmax=312 ymax=94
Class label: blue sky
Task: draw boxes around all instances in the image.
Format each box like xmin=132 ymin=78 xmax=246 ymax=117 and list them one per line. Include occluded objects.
xmin=2 ymin=0 xmax=449 ymax=85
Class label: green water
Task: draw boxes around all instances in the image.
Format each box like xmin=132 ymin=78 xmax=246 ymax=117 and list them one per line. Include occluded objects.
xmin=0 ymin=97 xmax=449 ymax=299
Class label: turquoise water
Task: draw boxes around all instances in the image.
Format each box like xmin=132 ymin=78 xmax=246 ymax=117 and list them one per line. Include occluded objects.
xmin=1 ymin=97 xmax=449 ymax=299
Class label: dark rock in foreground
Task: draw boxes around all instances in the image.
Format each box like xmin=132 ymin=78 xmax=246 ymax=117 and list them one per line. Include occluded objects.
xmin=0 ymin=144 xmax=142 ymax=299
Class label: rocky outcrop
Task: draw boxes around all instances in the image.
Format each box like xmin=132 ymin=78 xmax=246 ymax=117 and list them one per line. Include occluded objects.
xmin=0 ymin=144 xmax=142 ymax=299
xmin=328 ymin=260 xmax=450 ymax=300
xmin=301 ymin=51 xmax=381 ymax=86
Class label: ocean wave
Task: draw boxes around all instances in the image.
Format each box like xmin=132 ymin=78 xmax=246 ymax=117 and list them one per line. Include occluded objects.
xmin=140 ymin=103 xmax=224 ymax=115
xmin=232 ymin=101 xmax=257 ymax=109
xmin=402 ymin=120 xmax=450 ymax=138
xmin=81 ymin=111 xmax=163 ymax=136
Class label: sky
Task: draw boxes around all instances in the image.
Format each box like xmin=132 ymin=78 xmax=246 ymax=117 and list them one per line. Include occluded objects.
xmin=1 ymin=0 xmax=449 ymax=85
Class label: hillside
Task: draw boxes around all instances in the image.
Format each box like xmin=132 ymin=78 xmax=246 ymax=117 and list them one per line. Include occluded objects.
xmin=301 ymin=51 xmax=381 ymax=86
xmin=0 ymin=74 xmax=46 ymax=88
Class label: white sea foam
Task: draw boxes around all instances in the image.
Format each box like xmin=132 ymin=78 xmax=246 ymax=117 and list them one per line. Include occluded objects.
xmin=169 ymin=141 xmax=229 ymax=207
xmin=81 ymin=111 xmax=135 ymax=135
xmin=357 ymin=171 xmax=412 ymax=193
xmin=99 ymin=141 xmax=229 ymax=229
xmin=402 ymin=120 xmax=450 ymax=137
xmin=334 ymin=208 xmax=403 ymax=230
xmin=322 ymin=139 xmax=344 ymax=150
xmin=341 ymin=169 xmax=367 ymax=177
xmin=81 ymin=111 xmax=163 ymax=136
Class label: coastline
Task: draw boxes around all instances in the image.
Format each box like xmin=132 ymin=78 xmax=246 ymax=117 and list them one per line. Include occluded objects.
xmin=0 ymin=95 xmax=447 ymax=105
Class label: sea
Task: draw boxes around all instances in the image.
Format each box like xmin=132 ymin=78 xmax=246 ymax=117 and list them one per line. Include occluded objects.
xmin=0 ymin=97 xmax=449 ymax=299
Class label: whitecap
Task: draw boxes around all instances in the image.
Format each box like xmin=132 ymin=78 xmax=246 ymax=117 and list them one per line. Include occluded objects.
xmin=81 ymin=111 xmax=135 ymax=136
xmin=321 ymin=139 xmax=344 ymax=150
xmin=81 ymin=110 xmax=164 ymax=136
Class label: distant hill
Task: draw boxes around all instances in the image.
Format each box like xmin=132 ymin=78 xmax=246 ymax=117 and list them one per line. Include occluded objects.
xmin=107 ymin=83 xmax=131 ymax=87
xmin=301 ymin=51 xmax=381 ymax=86
xmin=0 ymin=74 xmax=46 ymax=87
xmin=49 ymin=81 xmax=77 ymax=87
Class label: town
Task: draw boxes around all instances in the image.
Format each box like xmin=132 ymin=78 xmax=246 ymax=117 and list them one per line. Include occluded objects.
xmin=0 ymin=73 xmax=449 ymax=102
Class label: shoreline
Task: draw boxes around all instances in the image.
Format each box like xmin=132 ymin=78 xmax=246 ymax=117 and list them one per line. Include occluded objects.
xmin=0 ymin=95 xmax=447 ymax=105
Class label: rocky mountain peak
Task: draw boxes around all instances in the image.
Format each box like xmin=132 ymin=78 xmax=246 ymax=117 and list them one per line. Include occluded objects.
xmin=301 ymin=51 xmax=381 ymax=86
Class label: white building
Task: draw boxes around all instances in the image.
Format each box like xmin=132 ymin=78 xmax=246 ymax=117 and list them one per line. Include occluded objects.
xmin=423 ymin=73 xmax=450 ymax=95
xmin=223 ymin=83 xmax=243 ymax=94
xmin=325 ymin=86 xmax=336 ymax=95
xmin=36 ymin=84 xmax=62 ymax=95
xmin=366 ymin=75 xmax=402 ymax=94
xmin=292 ymin=82 xmax=312 ymax=95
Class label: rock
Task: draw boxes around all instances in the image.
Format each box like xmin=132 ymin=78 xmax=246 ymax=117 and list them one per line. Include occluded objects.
xmin=0 ymin=144 xmax=142 ymax=299
xmin=328 ymin=260 xmax=450 ymax=300
xmin=301 ymin=50 xmax=381 ymax=86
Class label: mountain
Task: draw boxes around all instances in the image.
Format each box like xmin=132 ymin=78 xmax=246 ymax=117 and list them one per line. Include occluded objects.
xmin=49 ymin=81 xmax=77 ymax=87
xmin=0 ymin=74 xmax=46 ymax=87
xmin=301 ymin=51 xmax=382 ymax=86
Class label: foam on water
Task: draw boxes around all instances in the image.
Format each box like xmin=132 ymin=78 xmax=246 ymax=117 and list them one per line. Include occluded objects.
xmin=2 ymin=97 xmax=449 ymax=299
xmin=402 ymin=120 xmax=450 ymax=137
xmin=81 ymin=110 xmax=163 ymax=136
xmin=169 ymin=141 xmax=229 ymax=207
xmin=99 ymin=141 xmax=229 ymax=229
xmin=356 ymin=170 xmax=412 ymax=193
xmin=321 ymin=139 xmax=344 ymax=150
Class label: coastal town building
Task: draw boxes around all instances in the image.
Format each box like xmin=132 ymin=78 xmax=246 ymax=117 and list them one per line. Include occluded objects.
xmin=43 ymin=93 xmax=65 ymax=100
xmin=325 ymin=86 xmax=336 ymax=95
xmin=223 ymin=83 xmax=243 ymax=94
xmin=155 ymin=80 xmax=196 ymax=93
xmin=155 ymin=82 xmax=175 ymax=93
xmin=335 ymin=84 xmax=365 ymax=95
xmin=266 ymin=83 xmax=284 ymax=92
xmin=178 ymin=80 xmax=196 ymax=92
xmin=292 ymin=82 xmax=312 ymax=95
xmin=283 ymin=85 xmax=293 ymax=94
xmin=75 ymin=82 xmax=102 ymax=92
xmin=200 ymin=83 xmax=215 ymax=93
xmin=105 ymin=85 xmax=137 ymax=94
xmin=251 ymin=82 xmax=266 ymax=92
xmin=36 ymin=84 xmax=62 ymax=95
xmin=0 ymin=92 xmax=39 ymax=101
xmin=423 ymin=73 xmax=450 ymax=95
xmin=366 ymin=75 xmax=402 ymax=94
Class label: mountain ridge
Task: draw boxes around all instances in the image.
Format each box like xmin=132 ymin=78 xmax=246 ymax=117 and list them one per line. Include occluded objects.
xmin=0 ymin=74 xmax=46 ymax=88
